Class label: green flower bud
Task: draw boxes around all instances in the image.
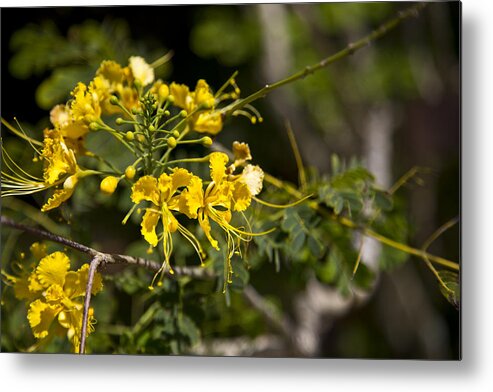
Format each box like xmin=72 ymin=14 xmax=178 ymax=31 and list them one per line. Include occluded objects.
xmin=201 ymin=136 xmax=213 ymax=147
xmin=125 ymin=131 xmax=135 ymax=141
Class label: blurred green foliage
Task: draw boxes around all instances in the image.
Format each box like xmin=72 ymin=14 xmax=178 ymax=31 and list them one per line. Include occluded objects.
xmin=9 ymin=19 xmax=170 ymax=109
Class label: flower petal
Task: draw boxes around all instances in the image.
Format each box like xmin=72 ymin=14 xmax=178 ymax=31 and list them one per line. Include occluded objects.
xmin=199 ymin=210 xmax=219 ymax=250
xmin=131 ymin=176 xmax=159 ymax=205
xmin=232 ymin=181 xmax=252 ymax=212
xmin=36 ymin=251 xmax=70 ymax=288
xmin=178 ymin=176 xmax=203 ymax=219
xmin=141 ymin=209 xmax=161 ymax=247
xmin=41 ymin=186 xmax=75 ymax=212
xmin=194 ymin=112 xmax=223 ymax=135
xmin=209 ymin=152 xmax=229 ymax=185
xmin=129 ymin=56 xmax=154 ymax=86
xmin=170 ymin=82 xmax=191 ymax=110
xmin=27 ymin=299 xmax=60 ymax=339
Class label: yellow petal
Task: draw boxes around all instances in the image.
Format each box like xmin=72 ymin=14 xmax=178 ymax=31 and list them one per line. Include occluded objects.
xmin=157 ymin=172 xmax=173 ymax=198
xmin=199 ymin=211 xmax=219 ymax=250
xmin=41 ymin=187 xmax=75 ymax=212
xmin=64 ymin=264 xmax=103 ymax=298
xmin=240 ymin=164 xmax=264 ymax=196
xmin=43 ymin=284 xmax=65 ymax=303
xmin=232 ymin=141 xmax=252 ymax=163
xmin=178 ymin=176 xmax=203 ymax=218
xmin=209 ymin=152 xmax=229 ymax=185
xmin=27 ymin=299 xmax=60 ymax=339
xmin=232 ymin=181 xmax=252 ymax=212
xmin=36 ymin=251 xmax=70 ymax=288
xmin=42 ymin=128 xmax=78 ymax=184
xmin=194 ymin=112 xmax=223 ymax=135
xmin=50 ymin=104 xmax=70 ymax=129
xmin=141 ymin=209 xmax=161 ymax=247
xmin=194 ymin=79 xmax=215 ymax=107
xmin=170 ymin=82 xmax=191 ymax=110
xmin=97 ymin=60 xmax=125 ymax=86
xmin=131 ymin=175 xmax=159 ymax=205
xmin=162 ymin=207 xmax=179 ymax=233
xmin=129 ymin=56 xmax=154 ymax=86
xmin=27 ymin=271 xmax=44 ymax=295
xmin=170 ymin=167 xmax=192 ymax=192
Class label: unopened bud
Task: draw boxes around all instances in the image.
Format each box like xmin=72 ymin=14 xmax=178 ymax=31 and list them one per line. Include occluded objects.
xmin=137 ymin=134 xmax=146 ymax=143
xmin=125 ymin=166 xmax=136 ymax=180
xmin=201 ymin=136 xmax=213 ymax=147
xmin=149 ymin=125 xmax=156 ymax=132
xmin=109 ymin=96 xmax=119 ymax=105
xmin=125 ymin=131 xmax=135 ymax=140
xmin=89 ymin=122 xmax=100 ymax=131
xmin=115 ymin=118 xmax=124 ymax=125
xmin=63 ymin=175 xmax=79 ymax=190
xmin=100 ymin=176 xmax=119 ymax=195
xmin=167 ymin=137 xmax=177 ymax=149
xmin=179 ymin=109 xmax=187 ymax=118
xmin=172 ymin=130 xmax=180 ymax=138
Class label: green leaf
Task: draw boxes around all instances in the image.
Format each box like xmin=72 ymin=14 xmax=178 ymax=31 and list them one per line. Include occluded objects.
xmin=35 ymin=66 xmax=92 ymax=109
xmin=374 ymin=190 xmax=393 ymax=211
xmin=178 ymin=315 xmax=201 ymax=347
xmin=437 ymin=270 xmax=460 ymax=309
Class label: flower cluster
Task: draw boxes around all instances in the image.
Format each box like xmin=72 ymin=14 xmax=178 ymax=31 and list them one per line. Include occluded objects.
xmin=2 ymin=244 xmax=103 ymax=352
xmin=2 ymin=55 xmax=266 ymax=288
xmin=131 ymin=146 xmax=264 ymax=285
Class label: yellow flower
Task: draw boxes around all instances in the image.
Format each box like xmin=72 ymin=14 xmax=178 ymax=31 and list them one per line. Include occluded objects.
xmin=41 ymin=128 xmax=78 ymax=185
xmin=2 ymin=250 xmax=103 ymax=352
xmin=129 ymin=56 xmax=155 ymax=86
xmin=70 ymin=82 xmax=102 ymax=124
xmin=170 ymin=79 xmax=223 ymax=135
xmin=131 ymin=168 xmax=205 ymax=274
xmin=181 ymin=152 xmax=263 ymax=246
xmin=178 ymin=152 xmax=267 ymax=288
xmin=38 ymin=128 xmax=82 ymax=212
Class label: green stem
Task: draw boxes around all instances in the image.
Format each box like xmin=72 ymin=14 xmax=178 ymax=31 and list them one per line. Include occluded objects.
xmin=223 ymin=3 xmax=427 ymax=117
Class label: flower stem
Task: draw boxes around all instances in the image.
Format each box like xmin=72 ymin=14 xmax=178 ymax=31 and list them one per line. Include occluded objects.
xmin=222 ymin=3 xmax=427 ymax=117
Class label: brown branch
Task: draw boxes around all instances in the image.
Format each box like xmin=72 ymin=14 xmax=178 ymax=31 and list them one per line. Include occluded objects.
xmin=79 ymin=254 xmax=103 ymax=354
xmin=1 ymin=214 xmax=215 ymax=354
xmin=1 ymin=215 xmax=212 ymax=278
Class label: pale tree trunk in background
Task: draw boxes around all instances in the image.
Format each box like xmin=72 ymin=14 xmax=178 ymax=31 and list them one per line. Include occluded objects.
xmin=257 ymin=4 xmax=331 ymax=171
xmin=258 ymin=3 xmax=368 ymax=356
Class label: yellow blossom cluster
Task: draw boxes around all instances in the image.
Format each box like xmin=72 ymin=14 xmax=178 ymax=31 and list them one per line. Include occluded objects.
xmin=2 ymin=54 xmax=266 ymax=291
xmin=131 ymin=146 xmax=265 ymax=282
xmin=2 ymin=244 xmax=103 ymax=352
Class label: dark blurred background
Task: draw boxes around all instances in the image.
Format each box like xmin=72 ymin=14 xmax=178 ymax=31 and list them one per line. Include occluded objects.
xmin=1 ymin=2 xmax=460 ymax=358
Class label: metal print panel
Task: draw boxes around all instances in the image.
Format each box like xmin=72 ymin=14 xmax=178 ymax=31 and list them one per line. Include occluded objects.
xmin=0 ymin=2 xmax=460 ymax=358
